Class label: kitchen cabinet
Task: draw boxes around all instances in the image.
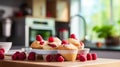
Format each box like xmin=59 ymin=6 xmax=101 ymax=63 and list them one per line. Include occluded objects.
xmin=26 ymin=0 xmax=70 ymax=22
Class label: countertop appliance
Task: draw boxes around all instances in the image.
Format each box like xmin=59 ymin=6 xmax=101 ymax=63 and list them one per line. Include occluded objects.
xmin=0 ymin=17 xmax=25 ymax=49
xmin=25 ymin=17 xmax=55 ymax=47
xmin=0 ymin=17 xmax=55 ymax=49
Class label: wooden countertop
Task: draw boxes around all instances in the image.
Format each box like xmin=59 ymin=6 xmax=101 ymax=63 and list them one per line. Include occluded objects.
xmin=0 ymin=56 xmax=120 ymax=67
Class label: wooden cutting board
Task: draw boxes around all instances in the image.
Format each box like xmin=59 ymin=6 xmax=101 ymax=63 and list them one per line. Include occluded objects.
xmin=0 ymin=56 xmax=120 ymax=67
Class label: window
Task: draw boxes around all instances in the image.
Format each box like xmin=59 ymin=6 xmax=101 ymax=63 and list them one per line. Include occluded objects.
xmin=80 ymin=0 xmax=120 ymax=43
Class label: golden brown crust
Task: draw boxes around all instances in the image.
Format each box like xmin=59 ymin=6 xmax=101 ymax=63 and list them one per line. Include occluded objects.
xmin=43 ymin=37 xmax=62 ymax=50
xmin=58 ymin=43 xmax=78 ymax=50
xmin=58 ymin=44 xmax=78 ymax=61
xmin=68 ymin=38 xmax=82 ymax=49
xmin=30 ymin=41 xmax=43 ymax=49
xmin=54 ymin=37 xmax=62 ymax=46
xmin=61 ymin=53 xmax=77 ymax=61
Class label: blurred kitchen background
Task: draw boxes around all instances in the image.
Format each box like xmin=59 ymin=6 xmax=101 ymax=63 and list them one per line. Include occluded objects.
xmin=0 ymin=0 xmax=120 ymax=59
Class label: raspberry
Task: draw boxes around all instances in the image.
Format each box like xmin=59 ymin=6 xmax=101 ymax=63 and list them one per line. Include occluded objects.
xmin=28 ymin=55 xmax=36 ymax=61
xmin=87 ymin=53 xmax=92 ymax=60
xmin=48 ymin=37 xmax=54 ymax=42
xmin=57 ymin=56 xmax=64 ymax=62
xmin=28 ymin=52 xmax=36 ymax=61
xmin=18 ymin=52 xmax=26 ymax=60
xmin=48 ymin=44 xmax=56 ymax=48
xmin=12 ymin=51 xmax=20 ymax=60
xmin=56 ymin=54 xmax=61 ymax=57
xmin=15 ymin=51 xmax=20 ymax=54
xmin=76 ymin=54 xmax=81 ymax=60
xmin=70 ymin=34 xmax=76 ymax=39
xmin=61 ymin=40 xmax=68 ymax=44
xmin=0 ymin=53 xmax=4 ymax=60
xmin=80 ymin=42 xmax=84 ymax=46
xmin=12 ymin=54 xmax=18 ymax=60
xmin=36 ymin=35 xmax=43 ymax=41
xmin=91 ymin=53 xmax=97 ymax=60
xmin=29 ymin=52 xmax=36 ymax=56
xmin=46 ymin=55 xmax=53 ymax=62
xmin=79 ymin=55 xmax=87 ymax=62
xmin=0 ymin=50 xmax=4 ymax=54
xmin=55 ymin=54 xmax=61 ymax=61
xmin=40 ymin=41 xmax=44 ymax=45
xmin=0 ymin=48 xmax=5 ymax=54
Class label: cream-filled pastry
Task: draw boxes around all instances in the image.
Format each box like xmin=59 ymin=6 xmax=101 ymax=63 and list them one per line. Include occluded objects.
xmin=43 ymin=37 xmax=61 ymax=50
xmin=68 ymin=34 xmax=82 ymax=49
xmin=30 ymin=35 xmax=45 ymax=49
xmin=58 ymin=40 xmax=77 ymax=50
xmin=58 ymin=40 xmax=78 ymax=61
xmin=30 ymin=41 xmax=43 ymax=49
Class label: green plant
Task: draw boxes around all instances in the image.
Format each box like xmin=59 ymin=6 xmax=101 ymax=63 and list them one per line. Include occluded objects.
xmin=93 ymin=22 xmax=120 ymax=38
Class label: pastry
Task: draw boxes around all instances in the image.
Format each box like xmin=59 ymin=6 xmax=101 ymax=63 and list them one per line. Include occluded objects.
xmin=30 ymin=41 xmax=43 ymax=49
xmin=58 ymin=40 xmax=78 ymax=61
xmin=43 ymin=37 xmax=61 ymax=50
xmin=58 ymin=40 xmax=77 ymax=50
xmin=68 ymin=34 xmax=82 ymax=49
xmin=30 ymin=35 xmax=45 ymax=49
xmin=54 ymin=37 xmax=62 ymax=46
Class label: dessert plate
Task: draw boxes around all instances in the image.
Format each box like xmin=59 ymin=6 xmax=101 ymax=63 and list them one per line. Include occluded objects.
xmin=25 ymin=48 xmax=90 ymax=55
xmin=25 ymin=48 xmax=58 ymax=54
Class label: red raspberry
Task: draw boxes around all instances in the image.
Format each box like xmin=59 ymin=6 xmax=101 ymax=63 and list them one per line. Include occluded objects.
xmin=28 ymin=52 xmax=36 ymax=61
xmin=91 ymin=53 xmax=97 ymax=60
xmin=29 ymin=52 xmax=36 ymax=56
xmin=48 ymin=44 xmax=57 ymax=48
xmin=12 ymin=54 xmax=18 ymax=60
xmin=40 ymin=41 xmax=44 ymax=45
xmin=70 ymin=34 xmax=77 ymax=39
xmin=15 ymin=51 xmax=20 ymax=57
xmin=0 ymin=48 xmax=5 ymax=54
xmin=76 ymin=54 xmax=81 ymax=60
xmin=54 ymin=54 xmax=61 ymax=61
xmin=79 ymin=55 xmax=87 ymax=62
xmin=15 ymin=51 xmax=20 ymax=54
xmin=36 ymin=35 xmax=43 ymax=41
xmin=56 ymin=54 xmax=61 ymax=57
xmin=46 ymin=55 xmax=53 ymax=62
xmin=0 ymin=52 xmax=4 ymax=60
xmin=61 ymin=40 xmax=68 ymax=44
xmin=57 ymin=56 xmax=64 ymax=62
xmin=80 ymin=42 xmax=84 ymax=46
xmin=18 ymin=52 xmax=26 ymax=60
xmin=28 ymin=55 xmax=36 ymax=61
xmin=12 ymin=51 xmax=20 ymax=60
xmin=48 ymin=37 xmax=54 ymax=42
xmin=87 ymin=53 xmax=92 ymax=60
xmin=0 ymin=50 xmax=4 ymax=54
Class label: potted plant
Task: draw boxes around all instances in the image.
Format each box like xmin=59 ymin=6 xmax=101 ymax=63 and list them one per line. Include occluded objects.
xmin=93 ymin=22 xmax=120 ymax=46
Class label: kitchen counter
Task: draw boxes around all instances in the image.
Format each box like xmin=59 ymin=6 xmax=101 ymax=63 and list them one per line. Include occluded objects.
xmin=0 ymin=56 xmax=120 ymax=67
xmin=85 ymin=44 xmax=120 ymax=51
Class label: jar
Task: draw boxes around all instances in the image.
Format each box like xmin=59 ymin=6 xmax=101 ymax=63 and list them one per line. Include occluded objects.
xmin=59 ymin=28 xmax=69 ymax=40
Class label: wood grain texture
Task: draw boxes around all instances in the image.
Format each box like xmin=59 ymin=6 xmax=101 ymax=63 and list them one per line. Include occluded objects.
xmin=0 ymin=56 xmax=120 ymax=67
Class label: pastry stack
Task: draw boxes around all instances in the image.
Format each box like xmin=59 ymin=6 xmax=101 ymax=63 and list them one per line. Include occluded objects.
xmin=30 ymin=34 xmax=85 ymax=61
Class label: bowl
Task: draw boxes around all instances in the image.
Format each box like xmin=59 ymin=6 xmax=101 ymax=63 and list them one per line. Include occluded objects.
xmin=58 ymin=50 xmax=78 ymax=61
xmin=0 ymin=42 xmax=12 ymax=53
xmin=78 ymin=48 xmax=90 ymax=55
xmin=41 ymin=50 xmax=58 ymax=62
